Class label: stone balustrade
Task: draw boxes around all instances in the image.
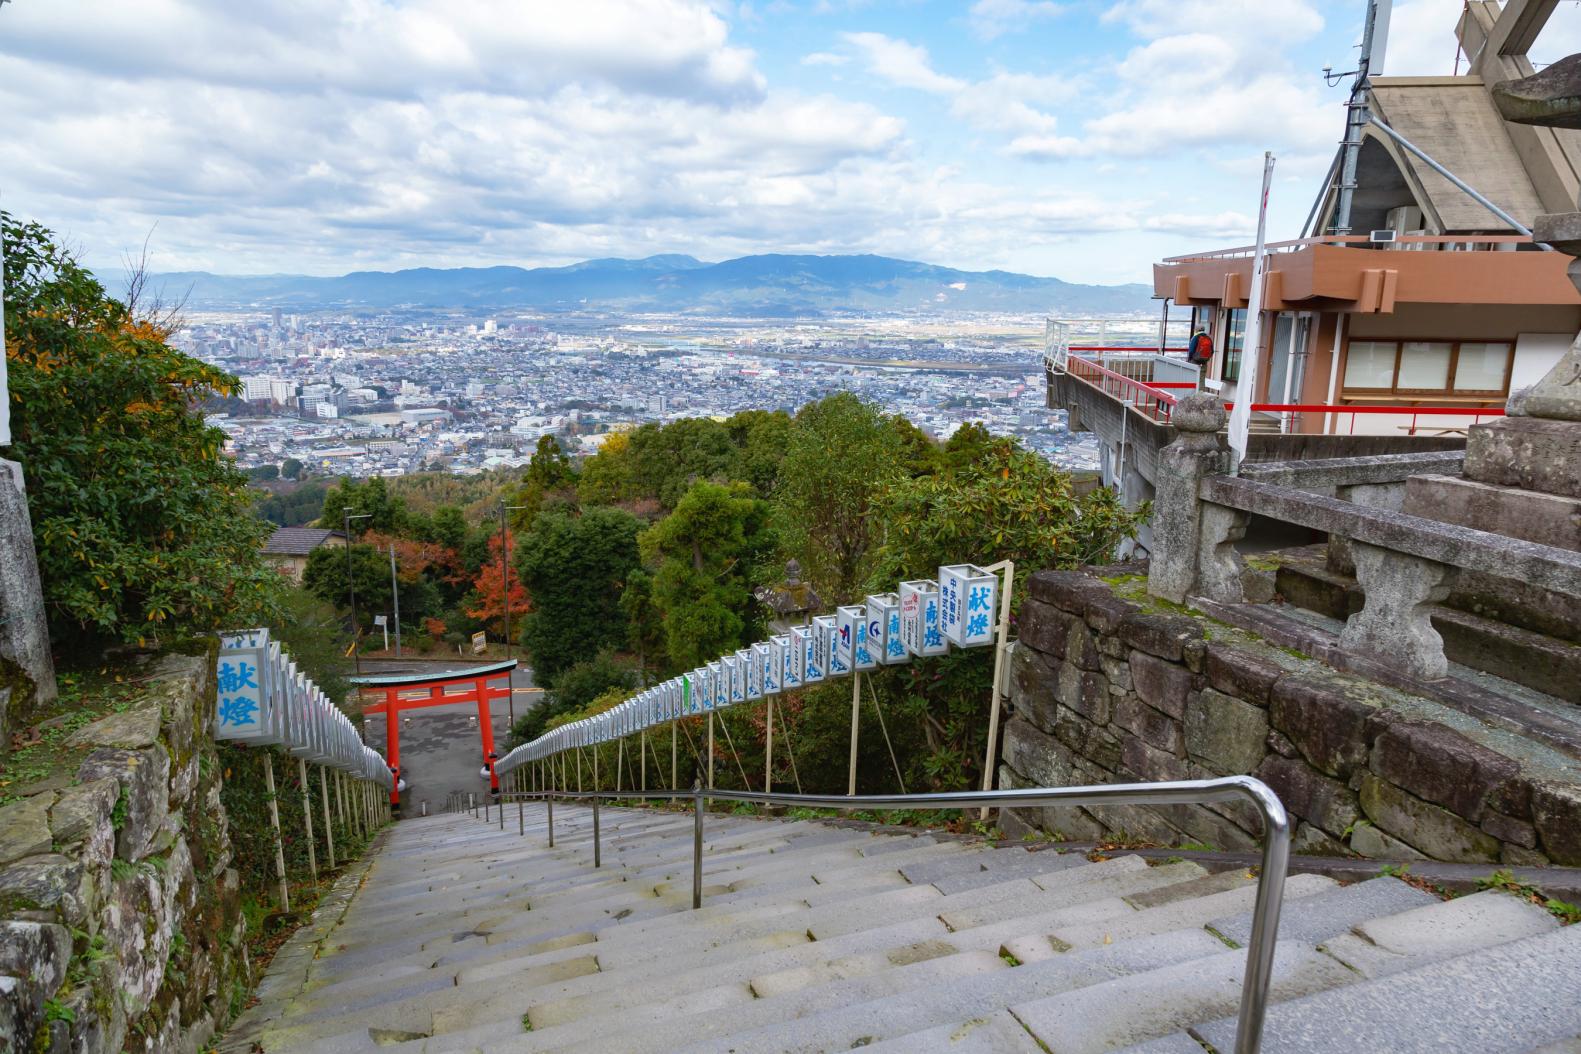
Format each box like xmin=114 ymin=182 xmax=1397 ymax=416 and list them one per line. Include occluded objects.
xmin=1148 ymin=394 xmax=1581 ymax=682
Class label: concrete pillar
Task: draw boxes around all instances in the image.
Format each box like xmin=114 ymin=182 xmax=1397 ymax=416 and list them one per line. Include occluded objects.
xmin=0 ymin=460 xmax=57 ymax=738
xmin=1340 ymin=542 xmax=1454 ymax=681
xmin=1147 ymin=395 xmax=1231 ymax=605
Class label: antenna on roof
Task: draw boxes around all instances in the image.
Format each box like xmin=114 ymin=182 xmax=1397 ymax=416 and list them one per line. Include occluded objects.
xmin=1329 ymin=0 xmax=1394 ymax=236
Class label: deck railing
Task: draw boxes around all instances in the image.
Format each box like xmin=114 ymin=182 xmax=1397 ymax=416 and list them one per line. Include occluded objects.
xmin=467 ymin=776 xmax=1293 ymax=1054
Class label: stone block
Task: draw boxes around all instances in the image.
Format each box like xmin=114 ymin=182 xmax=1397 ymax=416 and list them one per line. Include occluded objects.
xmin=1184 ymin=688 xmax=1268 ymax=774
xmin=0 ymin=920 xmax=71 ymax=1046
xmin=1121 ymin=734 xmax=1189 ymax=784
xmin=1049 ymin=704 xmax=1124 ymax=773
xmin=1266 ymin=730 xmax=1299 ymax=759
xmin=46 ymin=778 xmax=119 ymax=848
xmin=66 ymin=705 xmax=162 ymax=751
xmin=1119 ymin=612 xmax=1205 ymax=662
xmin=1008 ymin=643 xmax=1061 ymax=734
xmin=1481 ymin=811 xmax=1539 ymax=850
xmin=0 ymin=855 xmax=91 ymax=926
xmin=1155 ymin=803 xmax=1259 ymax=851
xmin=1368 ymin=720 xmax=1520 ymax=823
xmin=78 ymin=745 xmax=171 ymax=862
xmin=0 ymin=794 xmax=55 ymax=865
xmin=1349 ymin=821 xmax=1426 ymax=860
xmin=1129 ymin=651 xmax=1194 ymax=720
xmin=1027 ymin=570 xmax=1106 ymax=615
xmin=1100 ymin=656 xmax=1132 ymax=691
xmin=1291 ymin=822 xmax=1350 ymax=857
xmin=1181 ymin=639 xmax=1207 ymax=673
xmin=1531 ymin=781 xmax=1581 ymax=866
xmin=1085 ymin=592 xmax=1141 ymax=636
xmin=1003 ymin=718 xmax=1106 ymax=791
xmin=1056 ymin=663 xmax=1110 ymax=725
xmin=1064 ymin=620 xmax=1101 ymax=671
xmin=1254 ymin=756 xmax=1359 ymax=839
xmin=1403 ymin=474 xmax=1581 ymax=552
xmin=0 ymin=459 xmax=58 ymax=710
xmin=1464 ymin=415 xmax=1581 ymax=499
xmin=1358 ymin=775 xmax=1501 ymax=863
xmin=1017 ymin=599 xmax=1071 ymax=659
xmin=1203 ymin=644 xmax=1283 ymax=706
xmin=1112 ymin=696 xmax=1183 ymax=755
xmin=1268 ymin=674 xmax=1376 ymax=780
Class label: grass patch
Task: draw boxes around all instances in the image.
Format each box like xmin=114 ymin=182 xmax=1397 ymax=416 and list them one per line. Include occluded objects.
xmin=1477 ymin=869 xmax=1581 ymax=925
xmin=0 ymin=667 xmax=146 ymax=806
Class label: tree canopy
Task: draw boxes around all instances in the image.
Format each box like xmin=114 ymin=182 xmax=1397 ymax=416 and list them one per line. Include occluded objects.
xmin=515 ymin=506 xmax=643 ymax=685
xmin=3 ymin=213 xmax=276 ymax=645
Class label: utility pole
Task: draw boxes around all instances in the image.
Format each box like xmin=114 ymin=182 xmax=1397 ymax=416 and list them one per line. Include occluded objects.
xmin=388 ymin=542 xmax=401 ymax=657
xmin=1329 ymin=0 xmax=1392 ymax=236
xmin=343 ymin=509 xmax=371 ymax=675
xmin=499 ymin=501 xmax=526 ymax=724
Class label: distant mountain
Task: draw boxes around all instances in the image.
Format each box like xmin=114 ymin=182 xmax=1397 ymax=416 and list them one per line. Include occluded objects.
xmin=154 ymin=253 xmax=1151 ymax=316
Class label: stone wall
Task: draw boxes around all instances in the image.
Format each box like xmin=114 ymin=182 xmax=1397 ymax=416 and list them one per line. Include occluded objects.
xmin=0 ymin=649 xmax=249 ymax=1053
xmin=1000 ymin=569 xmax=1581 ymax=869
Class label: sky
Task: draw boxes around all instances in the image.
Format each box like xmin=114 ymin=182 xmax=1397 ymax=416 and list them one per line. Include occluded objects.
xmin=5 ymin=0 xmax=1581 ymax=285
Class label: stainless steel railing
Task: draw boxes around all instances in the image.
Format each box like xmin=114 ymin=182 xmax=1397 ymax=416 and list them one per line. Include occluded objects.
xmin=479 ymin=776 xmax=1289 ymax=1054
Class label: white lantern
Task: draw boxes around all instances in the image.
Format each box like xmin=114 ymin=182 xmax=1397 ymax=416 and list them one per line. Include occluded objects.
xmin=939 ymin=564 xmax=998 ymax=647
xmin=708 ymin=661 xmax=727 ymax=709
xmin=776 ymin=634 xmax=799 ymax=690
xmin=215 ymin=629 xmax=272 ymax=742
xmin=754 ymin=641 xmax=779 ymax=696
xmin=722 ymin=654 xmax=742 ymax=705
xmin=791 ymin=625 xmax=822 ymax=685
xmin=838 ymin=605 xmax=877 ymax=671
xmin=899 ymin=580 xmax=949 ymax=657
xmin=865 ymin=593 xmax=910 ymax=665
xmin=743 ymin=647 xmax=762 ymax=699
xmin=814 ymin=614 xmax=848 ymax=678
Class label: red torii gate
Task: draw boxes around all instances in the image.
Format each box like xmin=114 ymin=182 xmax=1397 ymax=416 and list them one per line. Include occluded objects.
xmin=350 ymin=659 xmax=517 ymax=809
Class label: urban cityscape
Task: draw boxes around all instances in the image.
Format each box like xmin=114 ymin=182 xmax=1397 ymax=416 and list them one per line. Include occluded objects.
xmin=180 ymin=309 xmax=1171 ymax=480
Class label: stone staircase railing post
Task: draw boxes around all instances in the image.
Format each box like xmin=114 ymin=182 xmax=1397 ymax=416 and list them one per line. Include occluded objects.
xmin=1339 ymin=541 xmax=1454 ymax=681
xmin=1149 ymin=394 xmax=1236 ymax=604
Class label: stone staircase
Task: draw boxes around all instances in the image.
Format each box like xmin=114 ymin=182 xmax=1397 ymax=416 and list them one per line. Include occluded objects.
xmin=221 ymin=805 xmax=1581 ymax=1054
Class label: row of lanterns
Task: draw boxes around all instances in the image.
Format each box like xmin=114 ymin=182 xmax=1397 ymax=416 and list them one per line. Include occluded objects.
xmin=496 ymin=564 xmax=999 ymax=774
xmin=212 ymin=628 xmax=394 ymax=789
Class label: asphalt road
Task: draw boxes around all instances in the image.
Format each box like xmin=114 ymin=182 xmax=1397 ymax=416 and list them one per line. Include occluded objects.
xmin=356 ymin=657 xmax=541 ymax=817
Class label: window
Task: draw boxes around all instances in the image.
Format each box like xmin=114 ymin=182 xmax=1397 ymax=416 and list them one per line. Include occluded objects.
xmin=1340 ymin=339 xmax=1512 ymax=397
xmin=1221 ymin=309 xmax=1246 ymax=383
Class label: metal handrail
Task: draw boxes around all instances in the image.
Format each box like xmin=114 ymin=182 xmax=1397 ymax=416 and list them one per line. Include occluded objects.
xmin=486 ymin=775 xmax=1290 ymax=1054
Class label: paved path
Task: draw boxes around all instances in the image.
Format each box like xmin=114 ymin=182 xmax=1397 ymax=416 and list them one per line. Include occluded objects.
xmin=358 ymin=659 xmax=541 ymax=816
xmin=219 ymin=804 xmax=1580 ymax=1053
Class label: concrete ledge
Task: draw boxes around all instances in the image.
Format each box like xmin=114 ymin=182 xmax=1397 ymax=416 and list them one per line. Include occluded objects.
xmin=1241 ymin=451 xmax=1466 ymax=488
xmin=1201 ymin=475 xmax=1581 ymax=598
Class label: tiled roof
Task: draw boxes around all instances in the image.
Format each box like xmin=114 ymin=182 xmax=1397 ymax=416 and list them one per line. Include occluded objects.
xmin=262 ymin=527 xmax=345 ymax=556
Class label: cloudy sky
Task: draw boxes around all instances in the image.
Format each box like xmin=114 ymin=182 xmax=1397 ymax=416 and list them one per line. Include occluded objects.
xmin=5 ymin=0 xmax=1581 ymax=284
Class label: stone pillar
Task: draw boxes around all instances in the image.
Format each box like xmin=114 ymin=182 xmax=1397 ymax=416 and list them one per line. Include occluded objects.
xmin=1339 ymin=542 xmax=1454 ymax=681
xmin=1148 ymin=394 xmax=1230 ymax=605
xmin=0 ymin=460 xmax=57 ymax=737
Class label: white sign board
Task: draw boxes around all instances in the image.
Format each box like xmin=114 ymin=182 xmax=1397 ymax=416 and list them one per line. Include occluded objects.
xmin=215 ymin=630 xmax=272 ymax=742
xmin=865 ymin=593 xmax=909 ymax=666
xmin=899 ymin=580 xmax=949 ymax=657
xmin=939 ymin=564 xmax=998 ymax=647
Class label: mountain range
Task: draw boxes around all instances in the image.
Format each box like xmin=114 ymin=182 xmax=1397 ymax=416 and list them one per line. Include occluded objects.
xmin=154 ymin=254 xmax=1153 ymax=317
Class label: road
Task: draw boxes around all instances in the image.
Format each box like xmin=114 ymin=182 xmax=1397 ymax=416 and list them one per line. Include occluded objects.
xmin=355 ymin=657 xmax=541 ymax=817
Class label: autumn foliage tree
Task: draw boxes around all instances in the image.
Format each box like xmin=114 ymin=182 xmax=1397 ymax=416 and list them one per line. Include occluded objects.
xmin=3 ymin=213 xmax=276 ymax=646
xmin=466 ymin=533 xmax=530 ymax=643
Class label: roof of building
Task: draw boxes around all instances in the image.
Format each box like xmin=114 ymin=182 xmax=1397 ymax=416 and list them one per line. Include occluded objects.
xmin=262 ymin=526 xmax=345 ymax=556
xmin=1369 ymin=78 xmax=1549 ymax=231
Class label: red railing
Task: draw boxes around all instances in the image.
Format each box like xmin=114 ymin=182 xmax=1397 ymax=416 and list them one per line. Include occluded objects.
xmin=1059 ymin=354 xmax=1508 ymax=434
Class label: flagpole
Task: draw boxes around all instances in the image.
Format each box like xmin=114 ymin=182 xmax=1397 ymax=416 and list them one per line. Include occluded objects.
xmin=1227 ymin=152 xmax=1276 ymax=472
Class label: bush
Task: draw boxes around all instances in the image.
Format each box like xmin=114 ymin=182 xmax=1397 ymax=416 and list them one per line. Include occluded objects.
xmin=4 ymin=214 xmax=278 ymax=647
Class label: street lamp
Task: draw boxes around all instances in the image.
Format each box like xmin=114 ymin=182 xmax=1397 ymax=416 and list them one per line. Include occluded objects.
xmin=498 ymin=501 xmax=526 ymax=724
xmin=342 ymin=509 xmax=372 ymax=676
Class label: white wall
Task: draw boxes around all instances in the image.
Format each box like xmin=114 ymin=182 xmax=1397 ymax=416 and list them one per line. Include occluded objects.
xmin=1512 ymin=332 xmax=1571 ymax=391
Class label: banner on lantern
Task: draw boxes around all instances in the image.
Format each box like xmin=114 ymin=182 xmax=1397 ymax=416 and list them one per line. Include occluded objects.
xmin=215 ymin=630 xmax=271 ymax=742
xmin=939 ymin=564 xmax=998 ymax=648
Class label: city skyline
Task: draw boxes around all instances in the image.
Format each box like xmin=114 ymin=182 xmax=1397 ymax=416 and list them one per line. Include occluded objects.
xmin=9 ymin=1 xmax=1580 ymax=285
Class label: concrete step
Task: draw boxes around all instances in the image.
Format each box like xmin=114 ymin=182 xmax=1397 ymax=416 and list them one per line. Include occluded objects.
xmin=854 ymin=1010 xmax=1046 ymax=1053
xmin=1010 ymin=944 xmax=1353 ymax=1053
xmin=1206 ymin=875 xmax=1438 ymax=948
xmin=1319 ymin=888 xmax=1561 ymax=979
xmin=1191 ymin=922 xmax=1581 ymax=1054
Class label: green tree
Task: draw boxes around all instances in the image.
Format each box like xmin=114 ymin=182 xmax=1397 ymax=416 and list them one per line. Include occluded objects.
xmin=3 ymin=213 xmax=277 ymax=644
xmin=773 ymin=393 xmax=902 ymax=604
xmin=723 ymin=409 xmax=792 ymax=495
xmin=422 ymin=505 xmax=469 ymax=553
xmin=516 ymin=507 xmax=643 ymax=685
xmin=247 ymin=463 xmax=280 ymax=482
xmin=510 ymin=435 xmax=577 ymax=528
xmin=270 ymin=587 xmax=353 ymax=704
xmin=317 ymin=476 xmax=409 ymax=535
xmin=640 ymin=480 xmax=775 ymax=670
xmin=509 ymin=651 xmax=636 ymax=745
xmin=301 ymin=543 xmax=393 ymax=632
xmin=618 ymin=567 xmax=665 ymax=685
xmin=281 ymin=457 xmax=304 ymax=480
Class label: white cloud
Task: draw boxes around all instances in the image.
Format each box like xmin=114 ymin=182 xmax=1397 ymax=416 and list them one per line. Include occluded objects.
xmin=802 ymin=51 xmax=849 ymax=66
xmin=842 ymin=32 xmax=966 ymax=94
xmin=968 ymin=0 xmax=1066 ymax=42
